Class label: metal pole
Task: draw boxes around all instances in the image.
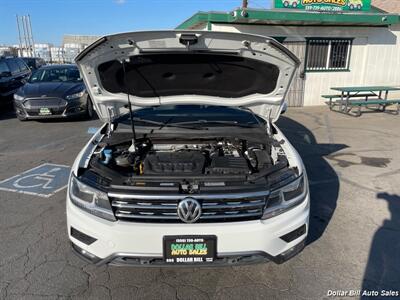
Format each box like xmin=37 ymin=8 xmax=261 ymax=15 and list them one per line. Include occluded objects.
xmin=27 ymin=15 xmax=36 ymax=57
xmin=21 ymin=16 xmax=26 ymax=56
xmin=16 ymin=15 xmax=23 ymax=57
xmin=21 ymin=16 xmax=30 ymax=56
xmin=25 ymin=16 xmax=33 ymax=57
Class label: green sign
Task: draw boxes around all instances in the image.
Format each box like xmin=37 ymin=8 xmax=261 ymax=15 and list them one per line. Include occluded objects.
xmin=275 ymin=0 xmax=371 ymax=12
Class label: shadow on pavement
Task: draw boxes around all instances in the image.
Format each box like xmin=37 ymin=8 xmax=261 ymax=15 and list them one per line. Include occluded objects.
xmin=361 ymin=192 xmax=400 ymax=296
xmin=0 ymin=104 xmax=17 ymax=121
xmin=35 ymin=114 xmax=98 ymax=123
xmin=277 ymin=115 xmax=347 ymax=245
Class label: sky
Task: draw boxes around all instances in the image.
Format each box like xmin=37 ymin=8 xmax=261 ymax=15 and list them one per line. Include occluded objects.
xmin=0 ymin=0 xmax=272 ymax=46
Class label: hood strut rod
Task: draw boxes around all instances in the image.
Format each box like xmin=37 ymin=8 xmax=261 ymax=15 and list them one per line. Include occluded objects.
xmin=121 ymin=58 xmax=137 ymax=152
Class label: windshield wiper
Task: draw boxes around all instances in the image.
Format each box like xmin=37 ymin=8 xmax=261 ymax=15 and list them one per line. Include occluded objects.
xmin=132 ymin=117 xmax=205 ymax=130
xmin=171 ymin=120 xmax=259 ymax=128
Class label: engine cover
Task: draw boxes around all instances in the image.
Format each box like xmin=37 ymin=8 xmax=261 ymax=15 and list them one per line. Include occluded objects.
xmin=207 ymin=156 xmax=249 ymax=175
xmin=143 ymin=151 xmax=205 ymax=175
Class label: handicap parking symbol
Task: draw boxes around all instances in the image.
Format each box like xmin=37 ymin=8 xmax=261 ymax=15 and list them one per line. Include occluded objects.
xmin=0 ymin=163 xmax=71 ymax=198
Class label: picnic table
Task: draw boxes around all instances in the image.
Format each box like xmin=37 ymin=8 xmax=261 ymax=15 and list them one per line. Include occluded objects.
xmin=323 ymin=86 xmax=400 ymax=116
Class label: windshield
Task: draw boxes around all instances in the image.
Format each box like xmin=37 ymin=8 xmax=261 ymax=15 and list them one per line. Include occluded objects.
xmin=117 ymin=105 xmax=264 ymax=128
xmin=29 ymin=67 xmax=82 ymax=83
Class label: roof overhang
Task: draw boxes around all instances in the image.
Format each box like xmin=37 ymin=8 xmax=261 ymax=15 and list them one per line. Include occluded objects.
xmin=176 ymin=8 xmax=400 ymax=29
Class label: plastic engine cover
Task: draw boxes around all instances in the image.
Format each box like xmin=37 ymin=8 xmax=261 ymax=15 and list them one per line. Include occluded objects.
xmin=143 ymin=151 xmax=205 ymax=175
xmin=207 ymin=156 xmax=249 ymax=175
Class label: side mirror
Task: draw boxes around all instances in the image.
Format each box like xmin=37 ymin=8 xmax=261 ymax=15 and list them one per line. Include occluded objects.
xmin=281 ymin=102 xmax=288 ymax=114
xmin=0 ymin=71 xmax=11 ymax=78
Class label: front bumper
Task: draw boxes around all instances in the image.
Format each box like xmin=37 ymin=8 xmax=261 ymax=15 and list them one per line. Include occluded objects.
xmin=67 ymin=192 xmax=309 ymax=266
xmin=13 ymin=97 xmax=87 ymax=119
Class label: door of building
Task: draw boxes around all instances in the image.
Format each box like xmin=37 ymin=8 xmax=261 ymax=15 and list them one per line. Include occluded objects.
xmin=283 ymin=41 xmax=306 ymax=107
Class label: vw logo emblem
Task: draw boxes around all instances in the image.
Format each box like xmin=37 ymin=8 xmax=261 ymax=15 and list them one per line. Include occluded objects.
xmin=177 ymin=198 xmax=202 ymax=223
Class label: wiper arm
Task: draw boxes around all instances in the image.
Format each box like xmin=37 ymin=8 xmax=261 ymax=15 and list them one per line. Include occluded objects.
xmin=172 ymin=120 xmax=258 ymax=128
xmin=132 ymin=117 xmax=205 ymax=130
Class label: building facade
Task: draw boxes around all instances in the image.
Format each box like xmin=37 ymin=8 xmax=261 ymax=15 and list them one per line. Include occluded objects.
xmin=62 ymin=35 xmax=100 ymax=63
xmin=177 ymin=4 xmax=400 ymax=106
xmin=34 ymin=43 xmax=52 ymax=62
xmin=0 ymin=46 xmax=18 ymax=57
xmin=50 ymin=46 xmax=65 ymax=63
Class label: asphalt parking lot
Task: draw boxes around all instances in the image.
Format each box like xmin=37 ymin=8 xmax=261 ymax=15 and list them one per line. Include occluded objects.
xmin=0 ymin=106 xmax=399 ymax=299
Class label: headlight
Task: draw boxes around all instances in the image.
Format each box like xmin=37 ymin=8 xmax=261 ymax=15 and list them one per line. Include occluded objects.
xmin=262 ymin=175 xmax=307 ymax=220
xmin=69 ymin=175 xmax=116 ymax=221
xmin=65 ymin=90 xmax=85 ymax=100
xmin=14 ymin=94 xmax=24 ymax=101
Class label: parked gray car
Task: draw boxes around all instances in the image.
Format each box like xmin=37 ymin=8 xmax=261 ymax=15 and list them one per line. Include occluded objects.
xmin=13 ymin=64 xmax=95 ymax=120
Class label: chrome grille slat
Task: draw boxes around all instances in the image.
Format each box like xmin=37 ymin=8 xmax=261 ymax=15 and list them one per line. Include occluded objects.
xmin=111 ymin=192 xmax=267 ymax=223
xmin=113 ymin=203 xmax=178 ymax=210
xmin=202 ymin=202 xmax=264 ymax=210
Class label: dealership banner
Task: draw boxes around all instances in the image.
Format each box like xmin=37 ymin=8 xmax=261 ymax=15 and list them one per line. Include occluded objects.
xmin=274 ymin=0 xmax=371 ymax=12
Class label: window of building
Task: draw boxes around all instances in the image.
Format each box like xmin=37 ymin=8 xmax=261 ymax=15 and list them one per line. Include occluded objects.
xmin=305 ymin=39 xmax=352 ymax=72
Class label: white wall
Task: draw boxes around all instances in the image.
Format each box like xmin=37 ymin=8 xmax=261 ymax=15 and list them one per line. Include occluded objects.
xmin=211 ymin=23 xmax=400 ymax=105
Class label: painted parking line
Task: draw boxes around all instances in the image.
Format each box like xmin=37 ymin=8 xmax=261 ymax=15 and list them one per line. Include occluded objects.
xmin=0 ymin=163 xmax=71 ymax=198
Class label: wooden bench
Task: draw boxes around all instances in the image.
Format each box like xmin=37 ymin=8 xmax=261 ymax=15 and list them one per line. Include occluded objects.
xmin=348 ymin=99 xmax=400 ymax=116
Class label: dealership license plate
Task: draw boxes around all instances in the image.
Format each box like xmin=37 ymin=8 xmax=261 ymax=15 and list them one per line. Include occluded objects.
xmin=163 ymin=235 xmax=216 ymax=264
xmin=39 ymin=107 xmax=52 ymax=115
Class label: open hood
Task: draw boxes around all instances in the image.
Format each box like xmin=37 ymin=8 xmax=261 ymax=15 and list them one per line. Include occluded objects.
xmin=76 ymin=30 xmax=299 ymax=123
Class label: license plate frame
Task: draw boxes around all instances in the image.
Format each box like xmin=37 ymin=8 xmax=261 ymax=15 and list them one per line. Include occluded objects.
xmin=163 ymin=235 xmax=217 ymax=264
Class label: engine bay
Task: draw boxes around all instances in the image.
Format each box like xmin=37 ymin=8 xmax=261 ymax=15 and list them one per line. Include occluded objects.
xmin=93 ymin=137 xmax=274 ymax=177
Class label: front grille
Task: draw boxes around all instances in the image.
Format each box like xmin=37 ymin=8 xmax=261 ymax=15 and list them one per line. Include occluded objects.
xmin=27 ymin=108 xmax=65 ymax=116
xmin=23 ymin=98 xmax=67 ymax=109
xmin=110 ymin=192 xmax=268 ymax=223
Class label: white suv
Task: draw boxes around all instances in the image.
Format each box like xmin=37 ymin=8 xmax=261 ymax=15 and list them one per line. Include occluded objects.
xmin=67 ymin=31 xmax=310 ymax=266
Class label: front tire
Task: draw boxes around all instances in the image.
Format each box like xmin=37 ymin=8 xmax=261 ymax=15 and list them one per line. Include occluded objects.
xmin=14 ymin=104 xmax=27 ymax=121
xmin=16 ymin=113 xmax=27 ymax=121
